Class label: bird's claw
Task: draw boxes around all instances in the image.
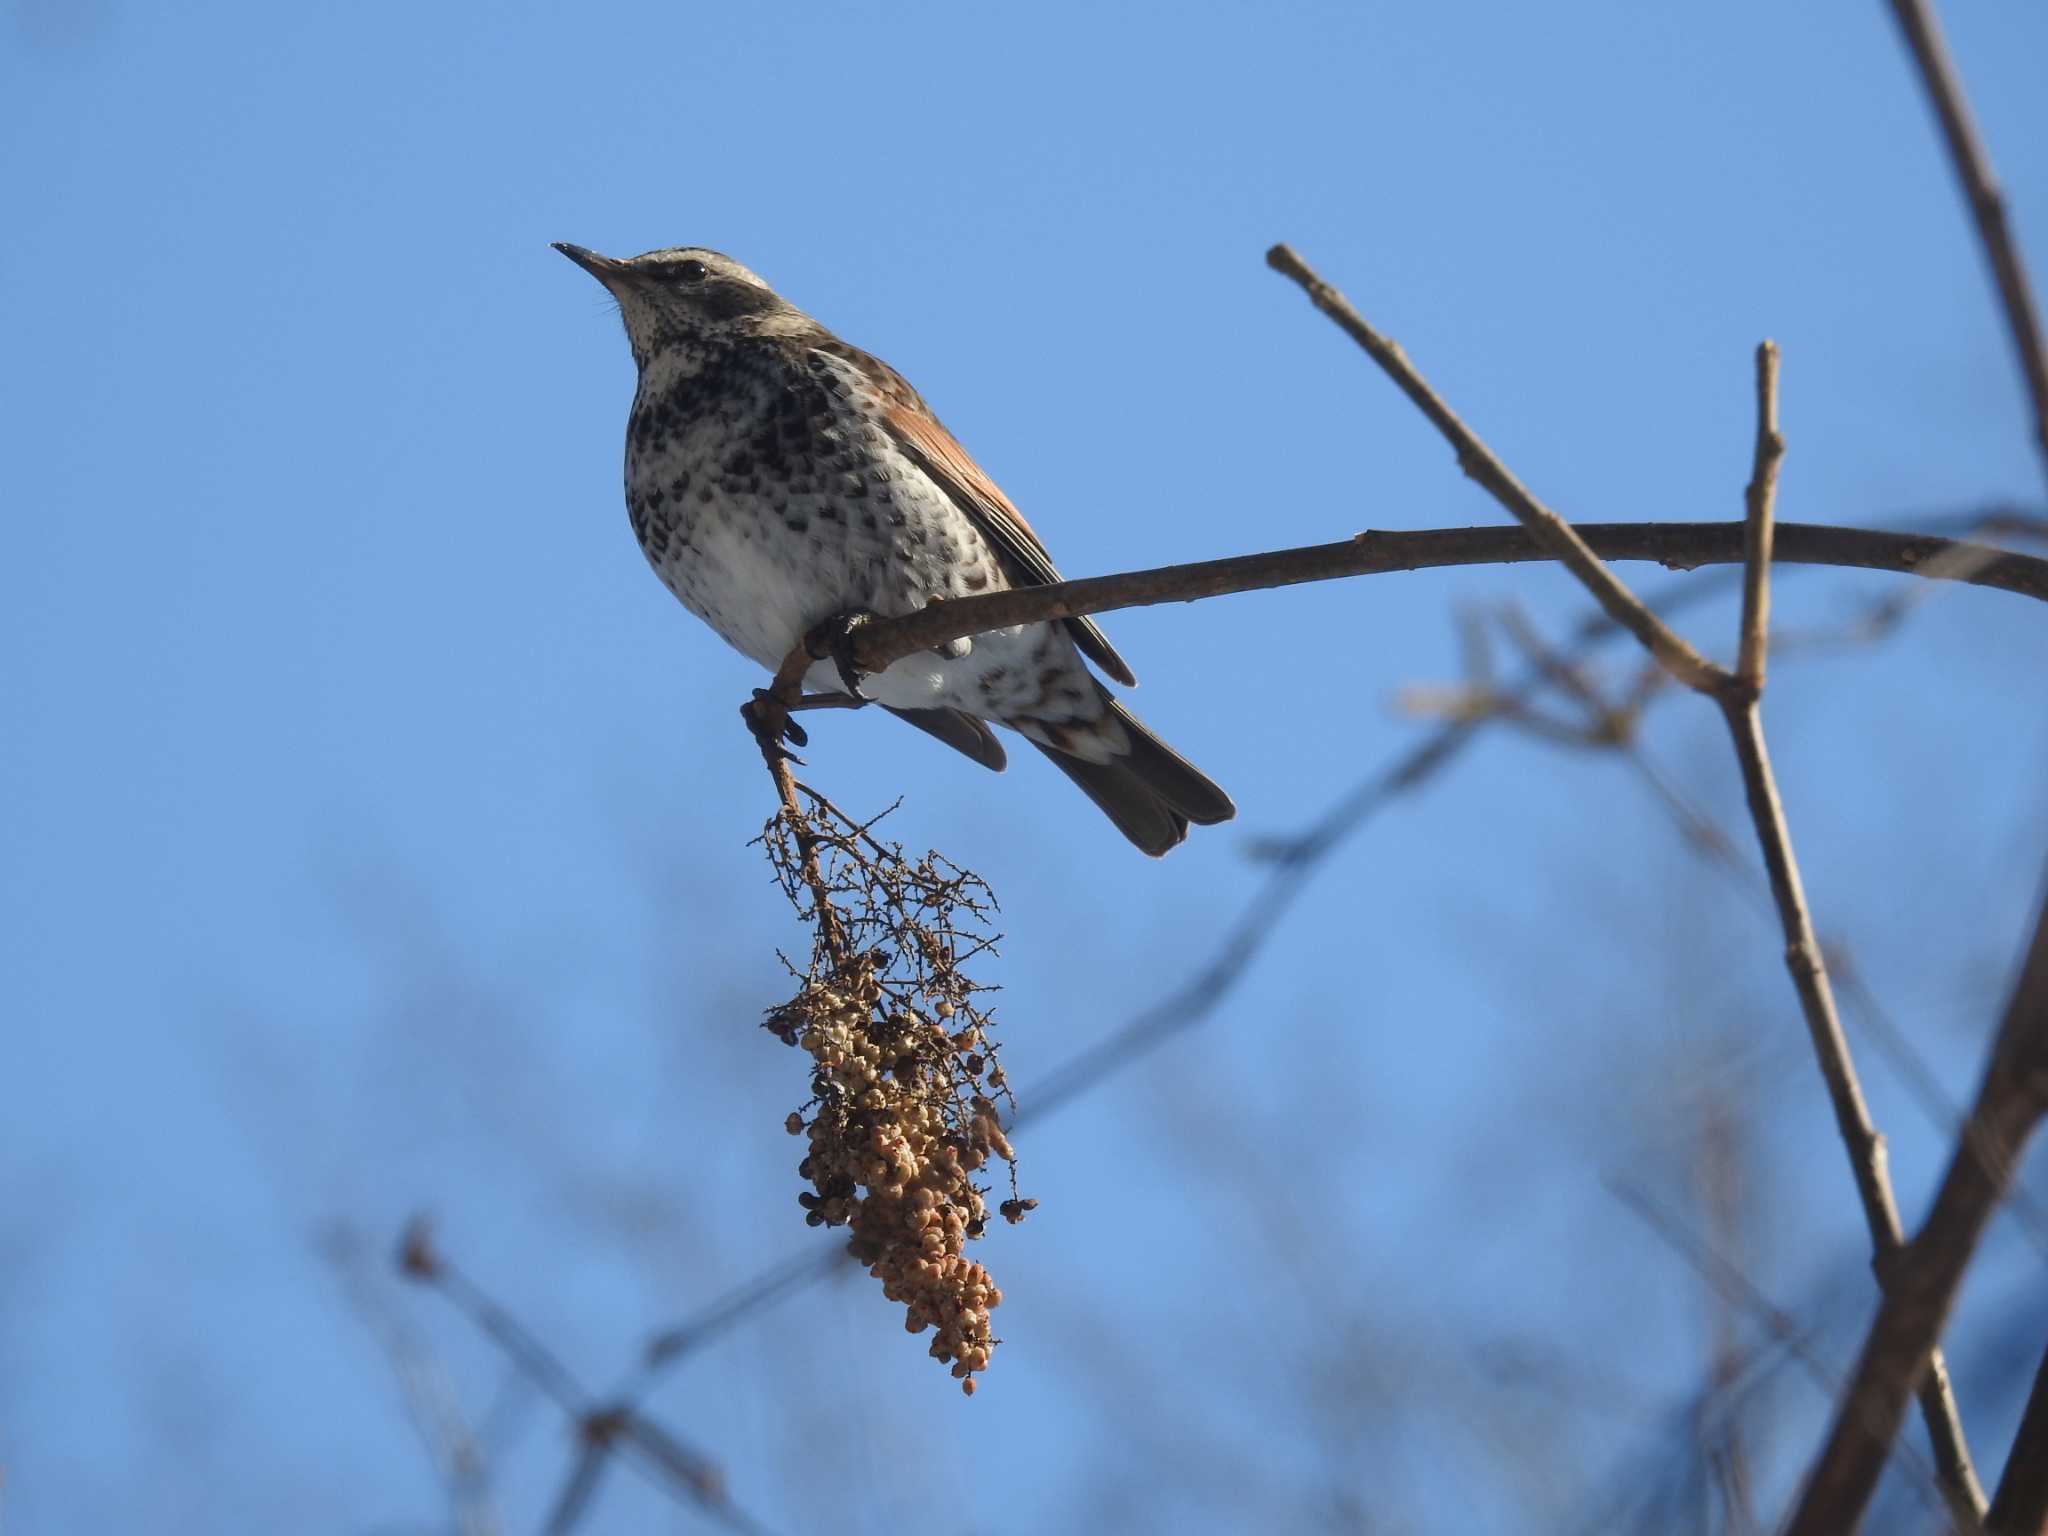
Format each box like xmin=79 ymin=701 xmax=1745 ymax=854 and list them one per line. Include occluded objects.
xmin=742 ymin=690 xmax=807 ymax=757
xmin=803 ymin=609 xmax=877 ymax=699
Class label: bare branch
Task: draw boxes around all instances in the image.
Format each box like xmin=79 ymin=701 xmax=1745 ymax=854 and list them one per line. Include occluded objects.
xmin=1737 ymin=342 xmax=1785 ymax=693
xmin=1713 ymin=338 xmax=1983 ymax=1521
xmin=1886 ymin=0 xmax=2048 ymax=491
xmin=1717 ymin=698 xmax=1988 ymax=1521
xmin=1266 ymin=242 xmax=1730 ymax=691
xmin=844 ymin=520 xmax=2047 ymax=677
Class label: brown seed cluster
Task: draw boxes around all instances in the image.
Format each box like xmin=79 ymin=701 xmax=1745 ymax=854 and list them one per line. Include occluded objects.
xmin=760 ymin=791 xmax=1029 ymax=1394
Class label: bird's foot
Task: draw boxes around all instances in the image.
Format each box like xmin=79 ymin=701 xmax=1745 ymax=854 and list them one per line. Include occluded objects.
xmin=802 ymin=609 xmax=878 ymax=699
xmin=789 ymin=690 xmax=869 ymax=714
xmin=742 ymin=689 xmax=807 ymax=757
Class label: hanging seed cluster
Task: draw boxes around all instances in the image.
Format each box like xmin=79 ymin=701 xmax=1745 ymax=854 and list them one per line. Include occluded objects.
xmin=760 ymin=791 xmax=1032 ymax=1394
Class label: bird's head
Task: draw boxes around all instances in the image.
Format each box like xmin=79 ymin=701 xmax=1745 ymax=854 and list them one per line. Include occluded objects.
xmin=552 ymin=243 xmax=801 ymax=367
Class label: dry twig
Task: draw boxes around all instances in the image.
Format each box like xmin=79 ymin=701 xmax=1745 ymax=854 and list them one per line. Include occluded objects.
xmin=1885 ymin=0 xmax=2048 ymax=492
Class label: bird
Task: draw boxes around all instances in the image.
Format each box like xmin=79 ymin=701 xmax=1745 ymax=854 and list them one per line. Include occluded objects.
xmin=553 ymin=242 xmax=1234 ymax=855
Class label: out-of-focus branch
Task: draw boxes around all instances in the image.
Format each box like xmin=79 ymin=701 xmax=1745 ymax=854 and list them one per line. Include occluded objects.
xmin=1885 ymin=0 xmax=2048 ymax=491
xmin=1988 ymin=1340 xmax=2048 ymax=1534
xmin=329 ymin=1227 xmax=503 ymax=1536
xmin=1788 ymin=883 xmax=2048 ymax=1535
xmin=396 ymin=1218 xmax=773 ymax=1536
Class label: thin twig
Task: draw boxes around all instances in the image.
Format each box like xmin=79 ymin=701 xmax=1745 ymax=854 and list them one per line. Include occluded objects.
xmin=1716 ymin=699 xmax=1987 ymax=1521
xmin=1613 ymin=1181 xmax=1865 ymax=1430
xmin=1693 ymin=1098 xmax=1760 ymax=1531
xmin=1721 ymin=340 xmax=1985 ymax=1521
xmin=1609 ymin=1179 xmax=1956 ymax=1522
xmin=1886 ymin=0 xmax=2048 ymax=491
xmin=1264 ymin=243 xmax=1730 ymax=689
xmin=1737 ymin=342 xmax=1785 ymax=693
xmin=1788 ymin=880 xmax=2048 ymax=1534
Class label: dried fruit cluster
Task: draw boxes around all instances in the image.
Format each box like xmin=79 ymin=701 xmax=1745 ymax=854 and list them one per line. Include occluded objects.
xmin=761 ymin=791 xmax=1031 ymax=1394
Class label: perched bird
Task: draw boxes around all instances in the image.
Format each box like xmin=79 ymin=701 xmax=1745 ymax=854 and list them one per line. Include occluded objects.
xmin=553 ymin=243 xmax=1234 ymax=855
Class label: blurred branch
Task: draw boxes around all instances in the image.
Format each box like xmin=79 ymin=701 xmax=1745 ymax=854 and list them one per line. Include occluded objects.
xmin=396 ymin=1218 xmax=773 ymax=1536
xmin=1693 ymin=1095 xmax=1761 ymax=1531
xmin=328 ymin=1227 xmax=503 ymax=1536
xmin=1609 ymin=1179 xmax=1957 ymax=1519
xmin=1885 ymin=0 xmax=2048 ymax=492
xmin=1988 ymin=1341 xmax=2048 ymax=1534
xmin=1612 ymin=1181 xmax=1860 ymax=1441
xmin=1789 ymin=878 xmax=2048 ymax=1534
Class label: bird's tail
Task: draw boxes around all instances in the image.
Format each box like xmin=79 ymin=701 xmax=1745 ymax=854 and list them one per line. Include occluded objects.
xmin=1026 ymin=696 xmax=1234 ymax=857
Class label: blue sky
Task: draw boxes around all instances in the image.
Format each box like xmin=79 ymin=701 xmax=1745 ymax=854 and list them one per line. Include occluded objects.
xmin=5 ymin=2 xmax=2047 ymax=1530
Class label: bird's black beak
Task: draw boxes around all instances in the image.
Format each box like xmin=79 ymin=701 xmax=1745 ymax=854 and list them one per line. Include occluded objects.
xmin=553 ymin=242 xmax=627 ymax=290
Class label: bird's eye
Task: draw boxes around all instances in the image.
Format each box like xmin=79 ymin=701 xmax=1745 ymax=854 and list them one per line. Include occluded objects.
xmin=675 ymin=259 xmax=708 ymax=284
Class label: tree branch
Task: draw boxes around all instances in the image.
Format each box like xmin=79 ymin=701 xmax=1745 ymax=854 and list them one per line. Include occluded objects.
xmin=1988 ymin=1338 xmax=2048 ymax=1535
xmin=1737 ymin=342 xmax=1786 ymax=693
xmin=843 ymin=520 xmax=2047 ymax=677
xmin=1719 ymin=343 xmax=1985 ymax=1522
xmin=1885 ymin=0 xmax=2048 ymax=492
xmin=1264 ymin=243 xmax=1731 ymax=690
